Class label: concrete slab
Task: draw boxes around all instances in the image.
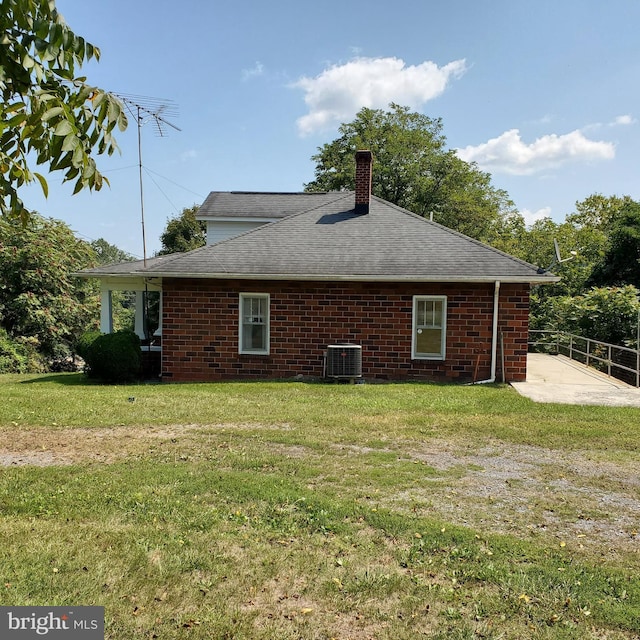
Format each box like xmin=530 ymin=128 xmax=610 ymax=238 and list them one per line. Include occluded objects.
xmin=511 ymin=353 xmax=640 ymax=407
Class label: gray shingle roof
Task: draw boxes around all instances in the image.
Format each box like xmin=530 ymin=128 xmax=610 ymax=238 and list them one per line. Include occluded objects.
xmin=197 ymin=191 xmax=348 ymax=219
xmin=132 ymin=193 xmax=556 ymax=283
xmin=78 ymin=252 xmax=180 ymax=277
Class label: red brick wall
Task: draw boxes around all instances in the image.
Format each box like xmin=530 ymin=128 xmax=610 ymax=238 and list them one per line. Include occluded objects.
xmin=161 ymin=279 xmax=529 ymax=383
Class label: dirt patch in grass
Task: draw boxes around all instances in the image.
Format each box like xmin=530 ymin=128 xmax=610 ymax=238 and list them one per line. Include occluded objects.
xmin=2 ymin=425 xmax=638 ymax=562
xmin=0 ymin=423 xmax=290 ymax=466
xmin=0 ymin=425 xmax=206 ymax=466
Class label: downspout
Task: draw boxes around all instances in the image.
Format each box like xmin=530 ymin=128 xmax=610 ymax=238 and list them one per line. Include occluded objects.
xmin=472 ymin=280 xmax=500 ymax=384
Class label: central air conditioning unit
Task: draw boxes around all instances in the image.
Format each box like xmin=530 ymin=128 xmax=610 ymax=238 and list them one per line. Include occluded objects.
xmin=326 ymin=344 xmax=362 ymax=380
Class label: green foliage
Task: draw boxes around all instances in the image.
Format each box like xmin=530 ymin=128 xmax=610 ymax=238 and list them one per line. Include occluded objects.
xmin=90 ymin=238 xmax=135 ymax=265
xmin=524 ymin=196 xmax=640 ymax=347
xmin=511 ymin=216 xmax=608 ymax=298
xmin=83 ymin=329 xmax=141 ymax=383
xmin=158 ymin=205 xmax=205 ymax=255
xmin=575 ymin=286 xmax=640 ymax=345
xmin=588 ymin=201 xmax=640 ymax=288
xmin=305 ymin=103 xmax=520 ymax=244
xmin=110 ymin=291 xmax=135 ymax=332
xmin=0 ymin=327 xmax=44 ymax=372
xmin=0 ymin=0 xmax=127 ymax=221
xmin=0 ymin=214 xmax=99 ymax=358
xmin=567 ymin=193 xmax=635 ymax=232
xmin=75 ymin=329 xmax=101 ymax=361
xmin=534 ymin=286 xmax=640 ymax=346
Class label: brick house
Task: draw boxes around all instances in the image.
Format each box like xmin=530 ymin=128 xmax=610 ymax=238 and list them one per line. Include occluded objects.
xmin=81 ymin=151 xmax=558 ymax=383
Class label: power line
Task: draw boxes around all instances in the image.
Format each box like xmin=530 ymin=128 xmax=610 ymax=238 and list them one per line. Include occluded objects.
xmin=143 ymin=167 xmax=205 ymax=199
xmin=143 ymin=167 xmax=180 ymax=214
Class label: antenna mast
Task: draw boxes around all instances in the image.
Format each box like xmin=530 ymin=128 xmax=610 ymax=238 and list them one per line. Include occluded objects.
xmin=116 ymin=94 xmax=181 ymax=266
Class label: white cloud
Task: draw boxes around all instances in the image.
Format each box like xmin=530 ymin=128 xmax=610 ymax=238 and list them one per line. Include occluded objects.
xmin=456 ymin=129 xmax=615 ymax=175
xmin=292 ymin=56 xmax=467 ymax=136
xmin=520 ymin=206 xmax=551 ymax=226
xmin=242 ymin=61 xmax=264 ymax=81
xmin=179 ymin=149 xmax=198 ymax=162
xmin=585 ymin=114 xmax=638 ymax=130
xmin=612 ymin=114 xmax=636 ymax=126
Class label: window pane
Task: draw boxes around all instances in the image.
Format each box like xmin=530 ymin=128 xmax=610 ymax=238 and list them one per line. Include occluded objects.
xmin=417 ymin=300 xmax=442 ymax=329
xmin=243 ymin=297 xmax=263 ymax=324
xmin=416 ymin=328 xmax=442 ymax=355
xmin=243 ymin=323 xmax=265 ymax=350
xmin=417 ymin=301 xmax=426 ymax=326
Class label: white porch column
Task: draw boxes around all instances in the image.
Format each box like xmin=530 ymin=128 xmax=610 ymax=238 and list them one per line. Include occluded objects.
xmin=134 ymin=291 xmax=146 ymax=339
xmin=100 ymin=285 xmax=113 ymax=334
xmin=154 ymin=291 xmax=163 ymax=336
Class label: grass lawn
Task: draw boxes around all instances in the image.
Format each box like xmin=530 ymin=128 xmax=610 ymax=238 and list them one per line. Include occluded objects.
xmin=0 ymin=373 xmax=639 ymax=639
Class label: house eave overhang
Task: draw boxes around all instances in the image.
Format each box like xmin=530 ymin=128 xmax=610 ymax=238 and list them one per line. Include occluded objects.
xmin=197 ymin=215 xmax=281 ymax=223
xmin=138 ymin=271 xmax=560 ymax=284
xmin=73 ymin=272 xmax=162 ymax=280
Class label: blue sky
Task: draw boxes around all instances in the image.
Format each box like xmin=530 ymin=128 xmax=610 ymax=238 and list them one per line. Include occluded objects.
xmin=20 ymin=0 xmax=640 ymax=257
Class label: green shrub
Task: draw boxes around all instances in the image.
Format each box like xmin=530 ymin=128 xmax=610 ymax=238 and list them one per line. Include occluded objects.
xmin=0 ymin=330 xmax=28 ymax=373
xmin=84 ymin=330 xmax=142 ymax=383
xmin=0 ymin=329 xmax=45 ymax=373
xmin=75 ymin=330 xmax=102 ymax=361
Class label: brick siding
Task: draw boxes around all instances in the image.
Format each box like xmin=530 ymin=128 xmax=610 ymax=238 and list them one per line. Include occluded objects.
xmin=161 ymin=279 xmax=529 ymax=383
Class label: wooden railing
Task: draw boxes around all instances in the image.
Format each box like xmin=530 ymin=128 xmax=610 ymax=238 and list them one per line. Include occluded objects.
xmin=529 ymin=330 xmax=640 ymax=388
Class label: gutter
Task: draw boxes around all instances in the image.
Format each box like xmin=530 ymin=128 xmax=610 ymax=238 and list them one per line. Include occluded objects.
xmin=107 ymin=271 xmax=558 ymax=284
xmin=472 ymin=280 xmax=501 ymax=385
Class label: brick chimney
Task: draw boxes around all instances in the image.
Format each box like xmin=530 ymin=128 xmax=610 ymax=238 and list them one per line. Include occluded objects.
xmin=354 ymin=150 xmax=373 ymax=214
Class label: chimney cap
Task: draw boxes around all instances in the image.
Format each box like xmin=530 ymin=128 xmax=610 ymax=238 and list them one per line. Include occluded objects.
xmin=355 ymin=149 xmax=373 ymax=162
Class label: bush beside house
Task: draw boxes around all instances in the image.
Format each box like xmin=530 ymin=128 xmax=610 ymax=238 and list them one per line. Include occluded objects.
xmin=81 ymin=330 xmax=142 ymax=383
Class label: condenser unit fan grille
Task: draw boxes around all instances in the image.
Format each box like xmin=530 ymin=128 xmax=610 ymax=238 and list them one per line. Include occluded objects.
xmin=326 ymin=345 xmax=362 ymax=378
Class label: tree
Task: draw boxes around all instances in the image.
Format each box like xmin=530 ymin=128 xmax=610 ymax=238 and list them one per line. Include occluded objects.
xmin=305 ymin=104 xmax=520 ymax=243
xmin=90 ymin=238 xmax=135 ymax=265
xmin=567 ymin=193 xmax=635 ymax=232
xmin=1 ymin=0 xmax=127 ymax=221
xmin=158 ymin=205 xmax=205 ymax=255
xmin=587 ymin=200 xmax=640 ymax=289
xmin=511 ymin=216 xmax=606 ymax=298
xmin=537 ymin=286 xmax=640 ymax=347
xmin=0 ymin=213 xmax=98 ymax=360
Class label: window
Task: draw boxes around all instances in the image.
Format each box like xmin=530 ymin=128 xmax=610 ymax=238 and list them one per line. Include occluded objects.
xmin=412 ymin=296 xmax=446 ymax=359
xmin=239 ymin=293 xmax=269 ymax=354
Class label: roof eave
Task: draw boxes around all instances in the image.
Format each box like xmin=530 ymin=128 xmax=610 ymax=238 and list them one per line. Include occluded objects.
xmin=139 ymin=271 xmax=560 ymax=284
xmin=196 ymin=215 xmax=282 ymax=222
xmin=73 ymin=271 xmax=150 ymax=278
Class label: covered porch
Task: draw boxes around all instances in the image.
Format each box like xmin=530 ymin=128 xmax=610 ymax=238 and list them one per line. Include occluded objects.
xmin=98 ymin=276 xmax=163 ymax=378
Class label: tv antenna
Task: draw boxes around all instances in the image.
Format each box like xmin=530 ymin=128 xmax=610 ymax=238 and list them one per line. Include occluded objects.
xmin=537 ymin=239 xmax=578 ymax=273
xmin=115 ymin=93 xmax=181 ymax=266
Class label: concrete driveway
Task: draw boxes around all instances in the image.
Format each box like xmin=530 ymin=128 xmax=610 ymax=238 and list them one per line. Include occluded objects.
xmin=511 ymin=353 xmax=640 ymax=407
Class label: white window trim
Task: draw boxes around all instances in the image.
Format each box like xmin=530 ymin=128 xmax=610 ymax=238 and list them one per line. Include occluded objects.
xmin=239 ymin=293 xmax=270 ymax=355
xmin=411 ymin=295 xmax=447 ymax=360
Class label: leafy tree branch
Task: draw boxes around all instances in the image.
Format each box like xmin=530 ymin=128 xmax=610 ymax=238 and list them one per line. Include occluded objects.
xmin=0 ymin=0 xmax=127 ymax=221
